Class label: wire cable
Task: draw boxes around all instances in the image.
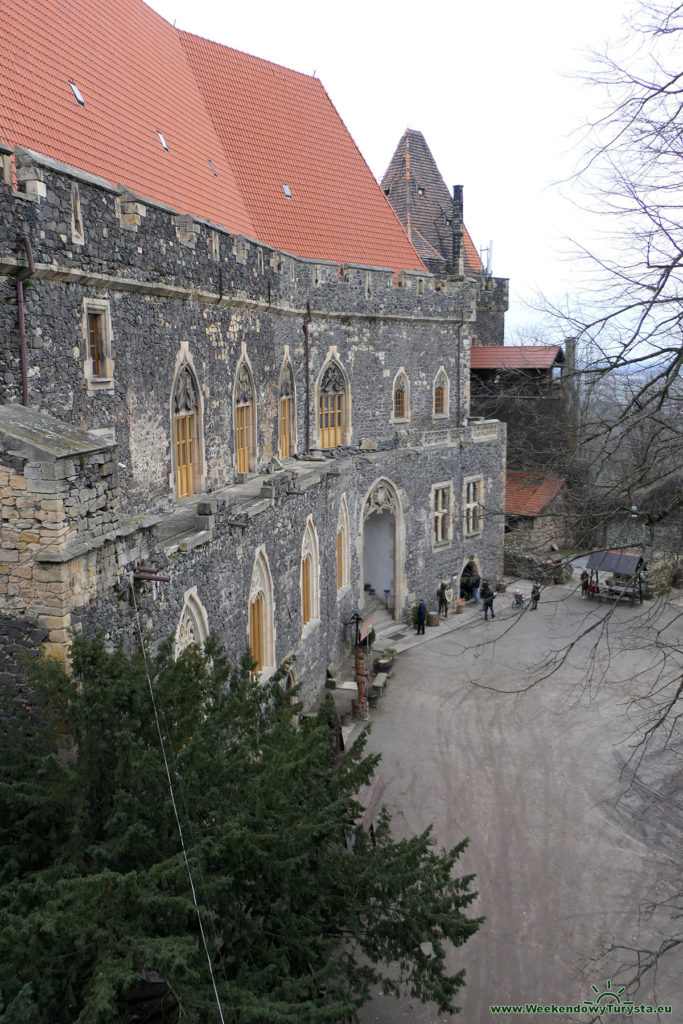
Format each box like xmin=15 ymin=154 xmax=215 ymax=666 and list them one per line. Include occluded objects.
xmin=130 ymin=580 xmax=231 ymax=1024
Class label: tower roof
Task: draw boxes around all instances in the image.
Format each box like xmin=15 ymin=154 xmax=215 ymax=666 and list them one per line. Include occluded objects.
xmin=381 ymin=129 xmax=483 ymax=274
xmin=1 ymin=0 xmax=424 ymax=274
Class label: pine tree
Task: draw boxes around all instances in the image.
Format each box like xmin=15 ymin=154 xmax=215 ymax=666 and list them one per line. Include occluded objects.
xmin=0 ymin=635 xmax=481 ymax=1022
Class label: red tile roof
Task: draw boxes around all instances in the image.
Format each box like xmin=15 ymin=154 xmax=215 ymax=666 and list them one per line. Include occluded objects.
xmin=1 ymin=0 xmax=424 ymax=274
xmin=1 ymin=0 xmax=255 ymax=237
xmin=180 ymin=33 xmax=424 ymax=271
xmin=505 ymin=471 xmax=567 ymax=517
xmin=470 ymin=346 xmax=564 ymax=370
xmin=380 ymin=129 xmax=483 ymax=274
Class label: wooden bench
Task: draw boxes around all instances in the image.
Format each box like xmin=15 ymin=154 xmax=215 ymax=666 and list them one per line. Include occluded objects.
xmin=372 ymin=672 xmax=388 ymax=696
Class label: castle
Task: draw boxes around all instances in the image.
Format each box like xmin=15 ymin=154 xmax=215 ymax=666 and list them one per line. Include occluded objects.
xmin=0 ymin=0 xmax=506 ymax=702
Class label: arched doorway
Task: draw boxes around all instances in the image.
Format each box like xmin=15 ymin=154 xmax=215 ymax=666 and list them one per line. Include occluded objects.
xmin=361 ymin=478 xmax=404 ymax=619
xmin=459 ymin=558 xmax=481 ymax=601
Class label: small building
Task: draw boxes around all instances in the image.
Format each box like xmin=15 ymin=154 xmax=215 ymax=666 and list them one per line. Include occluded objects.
xmin=505 ymin=471 xmax=567 ymax=549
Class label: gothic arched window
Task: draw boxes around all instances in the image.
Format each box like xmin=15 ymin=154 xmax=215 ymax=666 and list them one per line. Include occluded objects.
xmin=392 ymin=369 xmax=410 ymax=421
xmin=433 ymin=367 xmax=449 ymax=417
xmin=235 ymin=361 xmax=256 ymax=474
xmin=174 ymin=587 xmax=209 ymax=659
xmin=173 ymin=364 xmax=201 ymax=498
xmin=279 ymin=360 xmax=296 ymax=459
xmin=249 ymin=547 xmax=275 ymax=674
xmin=337 ymin=496 xmax=350 ymax=592
xmin=301 ymin=517 xmax=320 ymax=631
xmin=318 ymin=361 xmax=347 ymax=449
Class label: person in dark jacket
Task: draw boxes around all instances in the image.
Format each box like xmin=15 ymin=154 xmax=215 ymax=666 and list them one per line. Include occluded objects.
xmin=437 ymin=583 xmax=448 ymax=618
xmin=416 ymin=599 xmax=427 ymax=634
xmin=530 ymin=579 xmax=541 ymax=610
xmin=481 ymin=580 xmax=495 ymax=620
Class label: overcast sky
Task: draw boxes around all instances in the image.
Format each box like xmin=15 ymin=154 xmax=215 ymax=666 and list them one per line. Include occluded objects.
xmin=146 ymin=0 xmax=632 ymax=333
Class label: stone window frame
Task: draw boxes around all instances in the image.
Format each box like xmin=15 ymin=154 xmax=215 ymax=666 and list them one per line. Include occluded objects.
xmin=391 ymin=367 xmax=411 ymax=424
xmin=248 ymin=546 xmax=276 ymax=678
xmin=301 ymin=515 xmax=321 ymax=636
xmin=430 ymin=480 xmax=453 ymax=550
xmin=463 ymin=475 xmax=484 ymax=537
xmin=170 ymin=357 xmax=206 ymax=501
xmin=82 ymin=298 xmax=114 ymax=393
xmin=315 ymin=354 xmax=351 ymax=449
xmin=174 ymin=586 xmax=209 ymax=659
xmin=233 ymin=355 xmax=258 ymax=476
xmin=336 ymin=494 xmax=351 ymax=596
xmin=432 ymin=366 xmax=450 ymax=420
xmin=278 ymin=355 xmax=297 ymax=460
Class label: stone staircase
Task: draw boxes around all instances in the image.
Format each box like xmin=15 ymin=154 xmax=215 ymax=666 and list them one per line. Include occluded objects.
xmin=361 ymin=593 xmax=410 ymax=648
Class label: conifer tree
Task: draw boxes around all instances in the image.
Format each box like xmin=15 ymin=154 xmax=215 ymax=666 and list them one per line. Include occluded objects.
xmin=0 ymin=635 xmax=481 ymax=1023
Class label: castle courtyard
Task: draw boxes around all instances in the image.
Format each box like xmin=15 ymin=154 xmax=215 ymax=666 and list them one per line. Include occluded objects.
xmin=358 ymin=587 xmax=682 ymax=1022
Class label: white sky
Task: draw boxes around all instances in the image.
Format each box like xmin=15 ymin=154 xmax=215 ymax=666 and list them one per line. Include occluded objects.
xmin=146 ymin=0 xmax=633 ymax=334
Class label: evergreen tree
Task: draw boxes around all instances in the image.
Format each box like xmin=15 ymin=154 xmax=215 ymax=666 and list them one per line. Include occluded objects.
xmin=0 ymin=635 xmax=481 ymax=1022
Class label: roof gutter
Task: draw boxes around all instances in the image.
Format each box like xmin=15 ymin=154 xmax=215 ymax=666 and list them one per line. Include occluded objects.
xmin=15 ymin=235 xmax=35 ymax=407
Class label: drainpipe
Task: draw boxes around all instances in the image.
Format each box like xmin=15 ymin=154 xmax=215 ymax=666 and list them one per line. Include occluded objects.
xmin=15 ymin=234 xmax=35 ymax=407
xmin=303 ymin=301 xmax=312 ymax=451
xmin=456 ymin=315 xmax=464 ymax=427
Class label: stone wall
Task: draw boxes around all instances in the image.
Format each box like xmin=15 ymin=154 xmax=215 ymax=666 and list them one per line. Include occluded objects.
xmin=0 ymin=148 xmax=506 ymax=704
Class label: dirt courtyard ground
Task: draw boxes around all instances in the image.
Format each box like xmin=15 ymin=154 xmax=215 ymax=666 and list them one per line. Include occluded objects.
xmin=357 ymin=587 xmax=682 ymax=1023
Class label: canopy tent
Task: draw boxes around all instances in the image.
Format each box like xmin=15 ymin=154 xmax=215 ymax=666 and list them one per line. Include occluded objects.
xmin=585 ymin=549 xmax=644 ymax=604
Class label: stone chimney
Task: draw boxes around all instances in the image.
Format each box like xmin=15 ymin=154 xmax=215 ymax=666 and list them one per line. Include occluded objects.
xmin=451 ymin=185 xmax=465 ymax=277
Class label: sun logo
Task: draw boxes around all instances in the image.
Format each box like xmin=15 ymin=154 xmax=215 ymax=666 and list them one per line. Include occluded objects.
xmin=586 ymin=979 xmax=627 ymax=1005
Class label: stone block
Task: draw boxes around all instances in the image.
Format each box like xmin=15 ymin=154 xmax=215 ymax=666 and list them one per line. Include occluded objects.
xmin=40 ymin=641 xmax=69 ymax=665
xmin=40 ymin=613 xmax=71 ymax=629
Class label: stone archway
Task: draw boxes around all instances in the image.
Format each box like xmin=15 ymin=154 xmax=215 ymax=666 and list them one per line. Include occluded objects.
xmin=459 ymin=557 xmax=482 ymax=601
xmin=361 ymin=478 xmax=405 ymax=620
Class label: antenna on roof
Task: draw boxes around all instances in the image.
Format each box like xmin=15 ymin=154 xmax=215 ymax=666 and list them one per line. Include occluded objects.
xmin=481 ymin=241 xmax=493 ymax=277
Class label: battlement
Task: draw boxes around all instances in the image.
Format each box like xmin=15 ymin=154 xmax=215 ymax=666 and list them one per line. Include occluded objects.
xmin=1 ymin=147 xmax=477 ymax=324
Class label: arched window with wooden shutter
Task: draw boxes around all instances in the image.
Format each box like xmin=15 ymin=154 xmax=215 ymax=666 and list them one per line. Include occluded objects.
xmin=235 ymin=360 xmax=256 ymax=474
xmin=336 ymin=495 xmax=350 ymax=592
xmin=433 ymin=367 xmax=450 ymax=418
xmin=318 ymin=361 xmax=347 ymax=449
xmin=173 ymin=364 xmax=200 ymax=499
xmin=392 ymin=369 xmax=410 ymax=422
xmin=249 ymin=547 xmax=275 ymax=675
xmin=279 ymin=359 xmax=296 ymax=459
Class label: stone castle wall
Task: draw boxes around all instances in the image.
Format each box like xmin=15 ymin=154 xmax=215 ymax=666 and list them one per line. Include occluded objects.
xmin=1 ymin=147 xmax=506 ymax=702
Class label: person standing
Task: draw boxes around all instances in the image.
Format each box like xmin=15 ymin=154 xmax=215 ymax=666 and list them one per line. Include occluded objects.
xmin=416 ymin=599 xmax=427 ymax=635
xmin=481 ymin=580 xmax=495 ymax=620
xmin=530 ymin=579 xmax=541 ymax=610
xmin=437 ymin=583 xmax=448 ymax=618
xmin=444 ymin=583 xmax=454 ymax=616
xmin=580 ymin=570 xmax=589 ymax=599
xmin=472 ymin=572 xmax=481 ymax=604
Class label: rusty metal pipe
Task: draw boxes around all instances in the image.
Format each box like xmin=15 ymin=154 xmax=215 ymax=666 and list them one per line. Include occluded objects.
xmin=15 ymin=235 xmax=35 ymax=407
xmin=303 ymin=301 xmax=312 ymax=452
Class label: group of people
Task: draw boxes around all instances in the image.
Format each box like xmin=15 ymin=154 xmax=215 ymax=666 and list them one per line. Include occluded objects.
xmin=415 ymin=575 xmax=541 ymax=631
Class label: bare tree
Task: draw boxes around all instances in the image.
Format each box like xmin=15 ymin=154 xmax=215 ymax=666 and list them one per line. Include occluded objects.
xmin=524 ymin=3 xmax=683 ymax=999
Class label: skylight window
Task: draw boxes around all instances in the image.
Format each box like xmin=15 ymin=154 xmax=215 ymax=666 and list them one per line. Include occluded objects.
xmin=157 ymin=131 xmax=169 ymax=152
xmin=282 ymin=184 xmax=292 ymax=199
xmin=417 ymin=186 xmax=425 ymax=196
xmin=208 ymin=159 xmax=217 ymax=177
xmin=69 ymin=81 xmax=85 ymax=106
